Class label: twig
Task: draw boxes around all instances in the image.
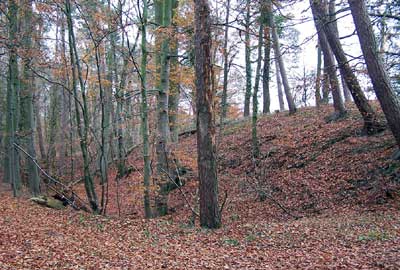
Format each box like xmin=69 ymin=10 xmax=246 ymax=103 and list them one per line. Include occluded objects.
xmin=13 ymin=142 xmax=91 ymax=211
xmin=244 ymin=174 xmax=301 ymax=220
xmin=159 ymin=167 xmax=199 ymax=217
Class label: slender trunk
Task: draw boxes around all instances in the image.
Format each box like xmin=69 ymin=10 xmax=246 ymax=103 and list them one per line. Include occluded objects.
xmin=220 ymin=0 xmax=231 ymax=121
xmin=321 ymin=66 xmax=330 ymax=104
xmin=341 ymin=76 xmax=352 ymax=102
xmin=34 ymin=95 xmax=46 ymax=161
xmin=262 ymin=0 xmax=272 ymax=114
xmin=311 ymin=0 xmax=346 ymax=118
xmin=271 ymin=19 xmax=296 ymax=114
xmin=243 ymin=0 xmax=252 ymax=117
xmin=140 ymin=0 xmax=152 ymax=219
xmin=310 ymin=0 xmax=382 ymax=134
xmin=315 ymin=42 xmax=322 ymax=107
xmin=169 ymin=0 xmax=180 ymax=143
xmin=349 ymin=0 xmax=400 ymax=147
xmin=252 ymin=24 xmax=263 ymax=158
xmin=195 ymin=0 xmax=221 ymax=229
xmin=275 ymin=58 xmax=285 ymax=111
xmin=65 ymin=0 xmax=98 ymax=212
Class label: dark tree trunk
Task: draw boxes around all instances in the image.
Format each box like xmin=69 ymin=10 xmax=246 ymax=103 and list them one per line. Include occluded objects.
xmin=310 ymin=0 xmax=382 ymax=134
xmin=349 ymin=0 xmax=400 ymax=147
xmin=194 ymin=0 xmax=221 ymax=229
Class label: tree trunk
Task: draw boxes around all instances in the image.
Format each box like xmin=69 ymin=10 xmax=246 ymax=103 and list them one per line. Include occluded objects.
xmin=195 ymin=0 xmax=221 ymax=229
xmin=20 ymin=0 xmax=40 ymax=195
xmin=271 ymin=19 xmax=296 ymax=114
xmin=262 ymin=0 xmax=272 ymax=114
xmin=310 ymin=0 xmax=382 ymax=134
xmin=311 ymin=0 xmax=346 ymax=118
xmin=220 ymin=0 xmax=231 ymax=121
xmin=243 ymin=0 xmax=252 ymax=117
xmin=169 ymin=0 xmax=180 ymax=143
xmin=349 ymin=0 xmax=400 ymax=147
xmin=252 ymin=23 xmax=263 ymax=158
xmin=5 ymin=0 xmax=21 ymax=195
xmin=140 ymin=0 xmax=152 ymax=219
xmin=275 ymin=57 xmax=285 ymax=111
xmin=65 ymin=0 xmax=99 ymax=212
xmin=315 ymin=42 xmax=322 ymax=107
xmin=154 ymin=0 xmax=173 ymax=217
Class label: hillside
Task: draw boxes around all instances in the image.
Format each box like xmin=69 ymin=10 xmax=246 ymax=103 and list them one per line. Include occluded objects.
xmin=1 ymin=104 xmax=399 ymax=269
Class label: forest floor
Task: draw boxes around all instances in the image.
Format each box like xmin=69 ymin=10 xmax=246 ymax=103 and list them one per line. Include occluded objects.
xmin=1 ymin=104 xmax=400 ymax=269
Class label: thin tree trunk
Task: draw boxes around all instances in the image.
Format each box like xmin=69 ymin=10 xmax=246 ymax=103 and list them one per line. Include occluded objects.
xmin=262 ymin=0 xmax=272 ymax=114
xmin=315 ymin=42 xmax=322 ymax=107
xmin=243 ymin=0 xmax=252 ymax=117
xmin=252 ymin=23 xmax=263 ymax=158
xmin=65 ymin=0 xmax=98 ymax=212
xmin=349 ymin=0 xmax=400 ymax=147
xmin=220 ymin=0 xmax=231 ymax=121
xmin=271 ymin=19 xmax=296 ymax=114
xmin=140 ymin=0 xmax=152 ymax=219
xmin=275 ymin=57 xmax=285 ymax=111
xmin=169 ymin=0 xmax=180 ymax=143
xmin=310 ymin=0 xmax=382 ymax=134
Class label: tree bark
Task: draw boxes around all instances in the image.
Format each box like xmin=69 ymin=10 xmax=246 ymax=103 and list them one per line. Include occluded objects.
xmin=349 ymin=0 xmax=400 ymax=147
xmin=195 ymin=0 xmax=221 ymax=229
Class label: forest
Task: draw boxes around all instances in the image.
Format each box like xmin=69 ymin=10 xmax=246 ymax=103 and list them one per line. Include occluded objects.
xmin=0 ymin=0 xmax=400 ymax=269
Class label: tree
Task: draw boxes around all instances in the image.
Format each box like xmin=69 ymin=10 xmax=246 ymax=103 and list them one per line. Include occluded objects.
xmin=194 ymin=0 xmax=221 ymax=229
xmin=311 ymin=0 xmax=346 ymax=119
xmin=349 ymin=0 xmax=400 ymax=148
xmin=65 ymin=0 xmax=99 ymax=212
xmin=252 ymin=21 xmax=263 ymax=158
xmin=310 ymin=0 xmax=382 ymax=134
xmin=20 ymin=0 xmax=40 ymax=195
xmin=220 ymin=0 xmax=231 ymax=121
xmin=140 ymin=0 xmax=152 ymax=218
xmin=4 ymin=0 xmax=21 ymax=196
xmin=262 ymin=0 xmax=272 ymax=114
xmin=271 ymin=17 xmax=296 ymax=114
xmin=243 ymin=0 xmax=252 ymax=117
xmin=154 ymin=0 xmax=173 ymax=217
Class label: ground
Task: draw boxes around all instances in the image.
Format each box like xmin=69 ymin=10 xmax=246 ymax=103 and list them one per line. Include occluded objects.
xmin=0 ymin=104 xmax=399 ymax=269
